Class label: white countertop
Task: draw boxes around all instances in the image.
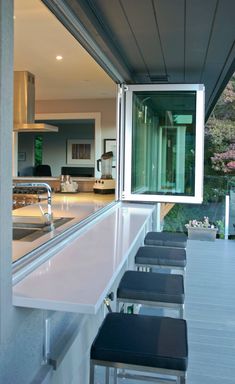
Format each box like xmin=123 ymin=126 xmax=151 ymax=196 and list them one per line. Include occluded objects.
xmin=13 ymin=203 xmax=154 ymax=314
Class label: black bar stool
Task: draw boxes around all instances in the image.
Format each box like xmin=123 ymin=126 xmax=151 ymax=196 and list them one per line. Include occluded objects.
xmin=144 ymin=231 xmax=187 ymax=249
xmin=135 ymin=246 xmax=187 ymax=275
xmin=116 ymin=270 xmax=184 ymax=318
xmin=90 ymin=312 xmax=188 ymax=384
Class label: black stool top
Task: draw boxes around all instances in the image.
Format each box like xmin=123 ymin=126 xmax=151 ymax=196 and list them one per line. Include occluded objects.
xmin=117 ymin=270 xmax=184 ymax=304
xmin=135 ymin=246 xmax=186 ymax=267
xmin=144 ymin=231 xmax=187 ymax=248
xmin=91 ymin=313 xmax=188 ymax=371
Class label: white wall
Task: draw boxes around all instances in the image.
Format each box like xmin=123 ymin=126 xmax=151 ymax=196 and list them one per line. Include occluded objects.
xmin=36 ymin=98 xmax=117 ymax=142
xmin=17 ymin=98 xmax=117 ymax=176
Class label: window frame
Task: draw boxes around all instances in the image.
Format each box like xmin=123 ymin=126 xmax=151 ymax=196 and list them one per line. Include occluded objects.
xmin=122 ymin=83 xmax=205 ymax=204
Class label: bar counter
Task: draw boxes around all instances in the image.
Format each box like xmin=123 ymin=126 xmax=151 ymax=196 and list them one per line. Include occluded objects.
xmin=13 ymin=202 xmax=155 ymax=314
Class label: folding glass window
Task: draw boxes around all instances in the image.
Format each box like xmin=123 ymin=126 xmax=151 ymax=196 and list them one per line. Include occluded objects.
xmin=122 ymin=84 xmax=204 ymax=203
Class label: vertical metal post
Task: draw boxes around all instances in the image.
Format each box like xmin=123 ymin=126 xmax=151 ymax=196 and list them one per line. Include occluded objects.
xmin=43 ymin=317 xmax=51 ymax=364
xmin=116 ymin=84 xmax=126 ymax=201
xmin=156 ymin=203 xmax=161 ymax=232
xmin=225 ymin=194 xmax=230 ymax=240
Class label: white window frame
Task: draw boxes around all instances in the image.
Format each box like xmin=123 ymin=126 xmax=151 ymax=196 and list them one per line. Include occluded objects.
xmin=122 ymin=83 xmax=205 ymax=204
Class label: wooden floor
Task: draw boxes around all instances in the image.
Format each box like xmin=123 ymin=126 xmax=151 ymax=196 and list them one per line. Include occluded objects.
xmin=95 ymin=239 xmax=235 ymax=383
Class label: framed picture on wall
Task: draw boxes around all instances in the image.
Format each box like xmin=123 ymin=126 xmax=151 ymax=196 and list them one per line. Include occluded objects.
xmin=104 ymin=139 xmax=116 ymax=167
xmin=67 ymin=139 xmax=94 ymax=165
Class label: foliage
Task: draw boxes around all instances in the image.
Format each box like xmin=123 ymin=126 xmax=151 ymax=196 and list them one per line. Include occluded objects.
xmin=163 ymin=202 xmax=224 ymax=233
xmin=206 ymin=119 xmax=235 ymax=153
xmin=215 ymin=220 xmax=225 ymax=236
xmin=34 ymin=136 xmax=43 ymax=166
xmin=211 ymin=143 xmax=235 ymax=173
xmin=205 ymin=73 xmax=235 ymax=175
xmin=212 ymin=76 xmax=235 ymax=121
xmin=185 ymin=216 xmax=215 ymax=229
xmin=228 ymin=177 xmax=235 ymax=189
xmin=203 ymin=176 xmax=228 ymax=203
xmin=163 ymin=204 xmax=188 ymax=232
xmin=164 ymin=74 xmax=234 ymax=235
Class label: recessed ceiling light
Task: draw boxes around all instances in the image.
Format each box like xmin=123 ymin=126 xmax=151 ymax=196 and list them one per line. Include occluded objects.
xmin=56 ymin=55 xmax=63 ymax=61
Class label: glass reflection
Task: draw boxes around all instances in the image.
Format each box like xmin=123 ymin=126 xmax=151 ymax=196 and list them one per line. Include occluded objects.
xmin=131 ymin=91 xmax=196 ymax=196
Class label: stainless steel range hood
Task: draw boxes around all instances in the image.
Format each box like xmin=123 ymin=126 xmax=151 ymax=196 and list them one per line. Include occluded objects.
xmin=13 ymin=71 xmax=58 ymax=132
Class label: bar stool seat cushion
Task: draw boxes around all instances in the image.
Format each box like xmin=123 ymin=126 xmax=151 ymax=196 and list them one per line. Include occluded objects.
xmin=144 ymin=232 xmax=187 ymax=248
xmin=135 ymin=246 xmax=186 ymax=267
xmin=91 ymin=313 xmax=188 ymax=371
xmin=117 ymin=271 xmax=184 ymax=304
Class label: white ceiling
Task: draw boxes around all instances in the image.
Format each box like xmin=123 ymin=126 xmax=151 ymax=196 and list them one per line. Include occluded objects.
xmin=14 ymin=0 xmax=116 ymax=100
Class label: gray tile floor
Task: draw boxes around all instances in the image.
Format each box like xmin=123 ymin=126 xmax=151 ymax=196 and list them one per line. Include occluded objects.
xmin=95 ymin=239 xmax=235 ymax=383
xmin=185 ymin=239 xmax=235 ymax=384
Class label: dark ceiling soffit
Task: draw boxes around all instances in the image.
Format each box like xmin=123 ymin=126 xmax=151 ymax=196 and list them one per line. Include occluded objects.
xmin=42 ymin=0 xmax=131 ymax=84
xmin=69 ymin=0 xmax=135 ymax=80
xmin=74 ymin=0 xmax=168 ymax=85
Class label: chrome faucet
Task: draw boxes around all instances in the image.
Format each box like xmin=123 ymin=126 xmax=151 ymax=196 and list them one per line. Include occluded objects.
xmin=13 ymin=182 xmax=53 ymax=225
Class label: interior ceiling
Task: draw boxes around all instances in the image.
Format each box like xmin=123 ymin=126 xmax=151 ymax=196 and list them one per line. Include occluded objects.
xmin=43 ymin=0 xmax=235 ymax=119
xmin=14 ymin=0 xmax=116 ymax=100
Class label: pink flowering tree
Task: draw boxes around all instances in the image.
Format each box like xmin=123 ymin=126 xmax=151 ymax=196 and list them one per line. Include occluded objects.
xmin=207 ymin=74 xmax=235 ymax=175
xmin=211 ymin=142 xmax=235 ymax=173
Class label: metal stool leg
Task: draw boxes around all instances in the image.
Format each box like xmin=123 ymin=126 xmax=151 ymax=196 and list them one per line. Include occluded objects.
xmin=105 ymin=367 xmax=110 ymax=384
xmin=116 ymin=300 xmax=119 ymax=312
xmin=113 ymin=368 xmax=117 ymax=384
xmin=89 ymin=361 xmax=95 ymax=384
xmin=179 ymin=304 xmax=184 ymax=319
xmin=178 ymin=373 xmax=186 ymax=383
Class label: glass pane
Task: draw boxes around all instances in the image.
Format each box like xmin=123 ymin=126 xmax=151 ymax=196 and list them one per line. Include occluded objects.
xmin=131 ymin=90 xmax=196 ymax=196
xmin=34 ymin=135 xmax=42 ymax=166
xmin=163 ymin=174 xmax=228 ymax=238
xmin=229 ymin=179 xmax=235 ymax=237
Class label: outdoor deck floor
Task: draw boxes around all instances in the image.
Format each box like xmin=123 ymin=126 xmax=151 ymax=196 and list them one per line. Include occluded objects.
xmin=96 ymin=239 xmax=235 ymax=383
xmin=185 ymin=239 xmax=235 ymax=384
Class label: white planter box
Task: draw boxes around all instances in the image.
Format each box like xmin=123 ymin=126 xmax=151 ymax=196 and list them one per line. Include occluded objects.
xmin=187 ymin=227 xmax=217 ymax=241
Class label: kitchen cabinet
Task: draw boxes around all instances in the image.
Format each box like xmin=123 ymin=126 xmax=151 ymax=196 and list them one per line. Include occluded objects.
xmin=13 ymin=176 xmax=96 ymax=192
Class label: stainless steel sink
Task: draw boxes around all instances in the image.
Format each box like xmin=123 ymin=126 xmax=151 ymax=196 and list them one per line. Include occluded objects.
xmin=12 ymin=217 xmax=74 ymax=241
xmin=13 ymin=227 xmax=40 ymax=241
xmin=13 ymin=222 xmax=48 ymax=229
